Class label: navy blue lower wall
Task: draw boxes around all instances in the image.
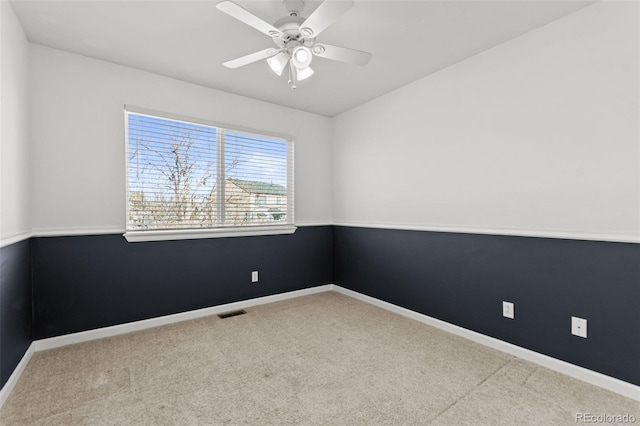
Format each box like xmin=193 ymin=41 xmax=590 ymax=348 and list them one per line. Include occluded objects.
xmin=333 ymin=226 xmax=640 ymax=386
xmin=32 ymin=226 xmax=332 ymax=340
xmin=0 ymin=239 xmax=32 ymax=389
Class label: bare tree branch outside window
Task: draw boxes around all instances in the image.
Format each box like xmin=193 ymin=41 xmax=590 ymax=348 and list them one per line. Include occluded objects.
xmin=126 ymin=112 xmax=290 ymax=231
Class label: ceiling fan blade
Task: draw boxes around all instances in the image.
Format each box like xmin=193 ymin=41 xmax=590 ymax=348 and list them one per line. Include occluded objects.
xmin=223 ymin=48 xmax=279 ymax=69
xmin=312 ymin=43 xmax=371 ymax=66
xmin=216 ymin=1 xmax=282 ymax=38
xmin=299 ymin=0 xmax=354 ymax=38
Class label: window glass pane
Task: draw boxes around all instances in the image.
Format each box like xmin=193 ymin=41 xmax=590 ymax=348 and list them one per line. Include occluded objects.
xmin=126 ymin=109 xmax=292 ymax=234
xmin=223 ymin=131 xmax=288 ymax=226
xmin=127 ymin=113 xmax=218 ymax=230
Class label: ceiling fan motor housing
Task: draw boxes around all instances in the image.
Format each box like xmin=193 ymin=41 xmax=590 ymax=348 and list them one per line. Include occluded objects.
xmin=273 ymin=15 xmax=315 ymax=48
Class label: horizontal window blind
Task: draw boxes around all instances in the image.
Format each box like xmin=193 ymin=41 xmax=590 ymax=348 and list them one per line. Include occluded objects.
xmin=126 ymin=109 xmax=293 ymax=232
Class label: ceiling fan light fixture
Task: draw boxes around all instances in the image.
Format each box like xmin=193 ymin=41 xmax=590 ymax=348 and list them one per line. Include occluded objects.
xmin=296 ymin=66 xmax=314 ymax=81
xmin=267 ymin=51 xmax=289 ymax=76
xmin=291 ymin=46 xmax=312 ymax=68
xmin=217 ymin=0 xmax=372 ymax=88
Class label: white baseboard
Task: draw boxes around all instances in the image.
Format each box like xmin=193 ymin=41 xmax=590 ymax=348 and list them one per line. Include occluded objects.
xmin=0 ymin=343 xmax=34 ymax=409
xmin=34 ymin=285 xmax=334 ymax=351
xmin=332 ymin=285 xmax=640 ymax=401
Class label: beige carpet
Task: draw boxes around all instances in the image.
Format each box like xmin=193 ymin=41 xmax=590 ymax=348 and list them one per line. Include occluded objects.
xmin=1 ymin=291 xmax=638 ymax=425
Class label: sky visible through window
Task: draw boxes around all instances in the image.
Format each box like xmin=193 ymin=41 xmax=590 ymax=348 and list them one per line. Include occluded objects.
xmin=128 ymin=114 xmax=287 ymax=195
xmin=128 ymin=114 xmax=217 ymax=197
xmin=225 ymin=131 xmax=288 ymax=188
xmin=126 ymin=112 xmax=289 ymax=230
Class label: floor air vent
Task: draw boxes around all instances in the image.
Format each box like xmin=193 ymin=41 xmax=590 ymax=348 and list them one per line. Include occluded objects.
xmin=218 ymin=309 xmax=247 ymax=319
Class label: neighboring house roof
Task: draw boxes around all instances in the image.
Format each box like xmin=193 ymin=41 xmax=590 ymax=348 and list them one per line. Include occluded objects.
xmin=228 ymin=179 xmax=286 ymax=196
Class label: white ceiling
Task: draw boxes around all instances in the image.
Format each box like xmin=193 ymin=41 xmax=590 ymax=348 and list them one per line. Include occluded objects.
xmin=11 ymin=0 xmax=595 ymax=117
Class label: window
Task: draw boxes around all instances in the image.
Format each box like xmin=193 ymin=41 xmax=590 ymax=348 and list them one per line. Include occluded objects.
xmin=124 ymin=107 xmax=294 ymax=242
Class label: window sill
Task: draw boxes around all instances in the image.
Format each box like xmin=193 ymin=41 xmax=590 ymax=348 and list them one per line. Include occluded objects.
xmin=123 ymin=225 xmax=297 ymax=242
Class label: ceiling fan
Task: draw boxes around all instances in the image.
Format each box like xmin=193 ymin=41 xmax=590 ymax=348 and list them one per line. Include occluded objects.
xmin=216 ymin=0 xmax=371 ymax=89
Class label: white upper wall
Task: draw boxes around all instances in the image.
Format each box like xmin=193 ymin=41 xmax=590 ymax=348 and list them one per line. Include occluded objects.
xmin=12 ymin=0 xmax=640 ymax=242
xmin=1 ymin=0 xmax=30 ymax=241
xmin=332 ymin=1 xmax=639 ymax=242
xmin=29 ymin=45 xmax=333 ymax=233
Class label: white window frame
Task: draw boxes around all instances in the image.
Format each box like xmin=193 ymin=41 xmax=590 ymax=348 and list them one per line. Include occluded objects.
xmin=123 ymin=106 xmax=296 ymax=242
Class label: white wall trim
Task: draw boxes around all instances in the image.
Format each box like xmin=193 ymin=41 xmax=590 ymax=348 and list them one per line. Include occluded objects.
xmin=333 ymin=222 xmax=640 ymax=244
xmin=31 ymin=227 xmax=126 ymax=238
xmin=332 ymin=285 xmax=640 ymax=401
xmin=0 ymin=231 xmax=33 ymax=248
xmin=0 ymin=343 xmax=34 ymax=409
xmin=24 ymin=223 xmax=329 ymax=241
xmin=34 ymin=285 xmax=333 ymax=351
xmin=294 ymin=221 xmax=332 ymax=227
xmin=5 ymin=224 xmax=637 ymax=244
xmin=123 ymin=225 xmax=297 ymax=242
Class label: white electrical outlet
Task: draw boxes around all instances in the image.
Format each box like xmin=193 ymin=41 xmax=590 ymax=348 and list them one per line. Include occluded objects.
xmin=571 ymin=316 xmax=587 ymax=338
xmin=251 ymin=271 xmax=259 ymax=283
xmin=502 ymin=301 xmax=514 ymax=319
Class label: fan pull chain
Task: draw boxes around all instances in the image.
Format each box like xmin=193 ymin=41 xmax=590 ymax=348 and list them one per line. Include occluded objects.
xmin=288 ymin=62 xmax=297 ymax=89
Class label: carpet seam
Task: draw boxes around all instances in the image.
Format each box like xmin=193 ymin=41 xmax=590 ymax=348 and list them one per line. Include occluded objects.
xmin=426 ymin=358 xmax=514 ymax=424
xmin=521 ymin=366 xmax=584 ymax=420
